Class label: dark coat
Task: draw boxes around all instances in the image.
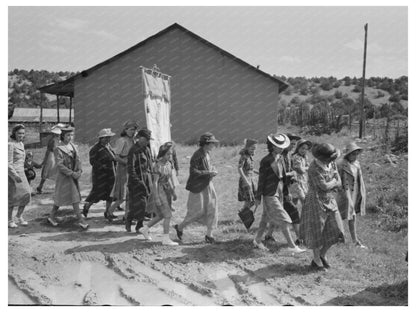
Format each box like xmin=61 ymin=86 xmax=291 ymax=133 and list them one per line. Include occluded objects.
xmin=185 ymin=148 xmax=212 ymax=193
xmin=85 ymin=142 xmax=116 ymax=203
xmin=256 ymin=153 xmax=288 ymax=200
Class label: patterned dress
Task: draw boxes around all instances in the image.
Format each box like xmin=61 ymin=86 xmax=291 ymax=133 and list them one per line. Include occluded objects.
xmin=237 ymin=150 xmax=256 ymax=206
xmin=110 ymin=136 xmax=134 ymax=200
xmin=299 ymin=159 xmax=345 ymax=249
xmin=41 ymin=136 xmax=59 ymax=180
xmin=148 ymin=160 xmax=175 ymax=218
xmin=291 ymin=153 xmax=309 ymax=200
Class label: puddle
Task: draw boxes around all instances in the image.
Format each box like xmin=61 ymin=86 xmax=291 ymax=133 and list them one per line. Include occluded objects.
xmin=212 ymin=269 xmax=243 ymax=305
xmin=8 ymin=277 xmax=37 ymax=305
xmin=247 ymin=282 xmax=280 ymax=305
xmin=10 ymin=261 xmax=218 ymax=306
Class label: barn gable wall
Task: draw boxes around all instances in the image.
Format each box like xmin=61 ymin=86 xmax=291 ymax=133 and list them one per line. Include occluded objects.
xmin=75 ymin=27 xmax=280 ymax=144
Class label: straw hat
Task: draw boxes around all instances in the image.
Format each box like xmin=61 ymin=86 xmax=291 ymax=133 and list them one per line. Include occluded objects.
xmin=98 ymin=128 xmax=116 ymax=138
xmin=344 ymin=142 xmax=363 ymax=157
xmin=312 ymin=143 xmax=340 ymax=162
xmin=50 ymin=127 xmax=62 ymax=135
xmin=267 ymin=133 xmax=290 ymax=149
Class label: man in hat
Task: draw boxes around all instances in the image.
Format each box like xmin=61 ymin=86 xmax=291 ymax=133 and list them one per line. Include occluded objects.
xmin=253 ymin=133 xmax=305 ymax=253
xmin=126 ymin=128 xmax=154 ymax=236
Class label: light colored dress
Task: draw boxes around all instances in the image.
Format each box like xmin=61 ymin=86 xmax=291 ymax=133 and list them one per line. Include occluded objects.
xmin=147 ymin=160 xmax=175 ymax=218
xmin=336 ymin=158 xmax=367 ymax=220
xmin=110 ymin=136 xmax=134 ymax=200
xmin=8 ymin=141 xmax=31 ymax=207
xmin=53 ymin=142 xmax=82 ymax=206
xmin=291 ymin=153 xmax=309 ymax=200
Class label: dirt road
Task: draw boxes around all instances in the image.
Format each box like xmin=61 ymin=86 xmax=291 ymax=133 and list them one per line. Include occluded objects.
xmin=8 ymin=190 xmax=407 ymax=306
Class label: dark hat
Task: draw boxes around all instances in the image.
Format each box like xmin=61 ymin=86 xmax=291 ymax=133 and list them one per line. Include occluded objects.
xmin=244 ymin=138 xmax=258 ymax=149
xmin=199 ymin=132 xmax=219 ymax=144
xmin=157 ymin=142 xmax=173 ymax=159
xmin=294 ymin=139 xmax=313 ymax=154
xmin=61 ymin=126 xmax=75 ymax=132
xmin=344 ymin=142 xmax=363 ymax=157
xmin=286 ymin=133 xmax=301 ymax=141
xmin=137 ymin=128 xmax=153 ymax=140
xmin=312 ymin=143 xmax=340 ymax=162
xmin=123 ymin=120 xmax=139 ymax=130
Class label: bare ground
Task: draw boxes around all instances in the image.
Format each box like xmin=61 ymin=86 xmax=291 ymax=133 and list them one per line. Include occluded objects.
xmin=8 ymin=187 xmax=408 ymax=306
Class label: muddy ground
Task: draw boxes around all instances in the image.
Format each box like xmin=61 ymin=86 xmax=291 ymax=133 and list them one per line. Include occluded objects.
xmin=8 ymin=185 xmax=408 ymax=306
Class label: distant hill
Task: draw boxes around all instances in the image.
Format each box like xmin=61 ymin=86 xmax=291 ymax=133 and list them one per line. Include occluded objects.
xmin=8 ymin=69 xmax=78 ymax=112
xmin=8 ymin=69 xmax=407 ymax=121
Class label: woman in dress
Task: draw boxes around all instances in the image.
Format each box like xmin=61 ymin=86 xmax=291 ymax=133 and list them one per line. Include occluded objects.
xmin=82 ymin=128 xmax=117 ymax=219
xmin=8 ymin=124 xmax=31 ymax=228
xmin=173 ymin=132 xmax=219 ymax=243
xmin=300 ymin=143 xmax=345 ymax=271
xmin=140 ymin=142 xmax=178 ymax=245
xmin=36 ymin=126 xmax=62 ymax=193
xmin=107 ymin=121 xmax=138 ymax=220
xmin=47 ymin=127 xmax=89 ymax=229
xmin=253 ymin=133 xmax=305 ymax=253
xmin=291 ymin=139 xmax=313 ymax=209
xmin=337 ymin=142 xmax=367 ymax=248
xmin=237 ymin=139 xmax=258 ymax=212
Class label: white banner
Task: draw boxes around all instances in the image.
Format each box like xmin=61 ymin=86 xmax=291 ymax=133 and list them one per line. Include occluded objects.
xmin=142 ymin=69 xmax=171 ymax=158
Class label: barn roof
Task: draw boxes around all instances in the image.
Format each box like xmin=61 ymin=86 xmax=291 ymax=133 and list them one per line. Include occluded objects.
xmin=39 ymin=23 xmax=289 ymax=96
xmin=8 ymin=107 xmax=74 ymax=123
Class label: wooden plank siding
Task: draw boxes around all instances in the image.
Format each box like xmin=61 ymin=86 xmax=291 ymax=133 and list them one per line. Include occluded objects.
xmin=75 ymin=27 xmax=281 ymax=144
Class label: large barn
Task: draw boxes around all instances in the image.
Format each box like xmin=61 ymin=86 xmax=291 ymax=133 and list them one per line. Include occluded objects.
xmin=39 ymin=23 xmax=288 ymax=144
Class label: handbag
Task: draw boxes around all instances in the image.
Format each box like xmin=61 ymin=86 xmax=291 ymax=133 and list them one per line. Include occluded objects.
xmin=238 ymin=204 xmax=258 ymax=231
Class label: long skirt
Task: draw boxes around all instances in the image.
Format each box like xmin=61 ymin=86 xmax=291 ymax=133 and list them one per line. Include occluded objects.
xmin=181 ymin=182 xmax=218 ymax=229
xmin=147 ymin=186 xmax=173 ymax=218
xmin=41 ymin=152 xmax=58 ymax=180
xmin=85 ymin=168 xmax=115 ymax=203
xmin=300 ymin=206 xmax=345 ymax=249
xmin=8 ymin=173 xmax=31 ymax=207
xmin=110 ymin=163 xmax=127 ymax=201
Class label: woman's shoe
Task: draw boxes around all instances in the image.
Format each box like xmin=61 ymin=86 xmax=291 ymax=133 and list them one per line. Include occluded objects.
xmin=79 ymin=223 xmax=89 ymax=230
xmin=287 ymin=246 xmax=306 ymax=254
xmin=354 ymin=241 xmax=368 ymax=249
xmin=173 ymin=224 xmax=183 ymax=240
xmin=205 ymin=235 xmax=215 ymax=244
xmin=104 ymin=212 xmax=113 ymax=222
xmin=264 ymin=235 xmax=276 ymax=242
xmin=320 ymin=256 xmax=331 ymax=269
xmin=162 ymin=234 xmax=179 ymax=246
xmin=253 ymin=239 xmax=268 ymax=251
xmin=16 ymin=217 xmax=28 ymax=226
xmin=138 ymin=226 xmax=152 ymax=241
xmin=8 ymin=221 xmax=18 ymax=228
xmin=310 ymin=260 xmax=326 ymax=271
xmin=47 ymin=217 xmax=58 ymax=227
xmin=82 ymin=205 xmax=89 ymax=218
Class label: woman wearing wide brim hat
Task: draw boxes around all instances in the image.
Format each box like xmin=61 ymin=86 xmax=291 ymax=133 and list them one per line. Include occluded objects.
xmin=252 ymin=133 xmax=305 ymax=253
xmin=173 ymin=132 xmax=220 ymax=244
xmin=299 ymin=142 xmax=345 ymax=271
xmin=336 ymin=142 xmax=367 ymax=249
xmin=36 ymin=126 xmax=62 ymax=194
xmin=106 ymin=120 xmax=139 ymax=220
xmin=83 ymin=129 xmax=117 ymax=219
xmin=48 ymin=126 xmax=89 ymax=229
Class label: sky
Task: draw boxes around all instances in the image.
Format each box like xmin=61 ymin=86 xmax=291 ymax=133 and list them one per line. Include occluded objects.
xmin=8 ymin=5 xmax=408 ymax=78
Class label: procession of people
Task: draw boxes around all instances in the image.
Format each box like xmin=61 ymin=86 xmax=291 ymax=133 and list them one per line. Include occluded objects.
xmin=8 ymin=121 xmax=369 ymax=271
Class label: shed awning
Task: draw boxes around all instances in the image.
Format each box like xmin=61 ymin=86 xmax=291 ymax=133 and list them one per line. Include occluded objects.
xmin=38 ymin=79 xmax=74 ymax=97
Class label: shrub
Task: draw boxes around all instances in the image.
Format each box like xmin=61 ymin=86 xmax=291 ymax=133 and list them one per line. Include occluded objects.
xmin=334 ymin=90 xmax=343 ymax=99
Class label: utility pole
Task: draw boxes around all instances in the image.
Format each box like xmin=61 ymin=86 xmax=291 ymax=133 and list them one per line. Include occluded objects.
xmin=359 ymin=23 xmax=368 ymax=138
